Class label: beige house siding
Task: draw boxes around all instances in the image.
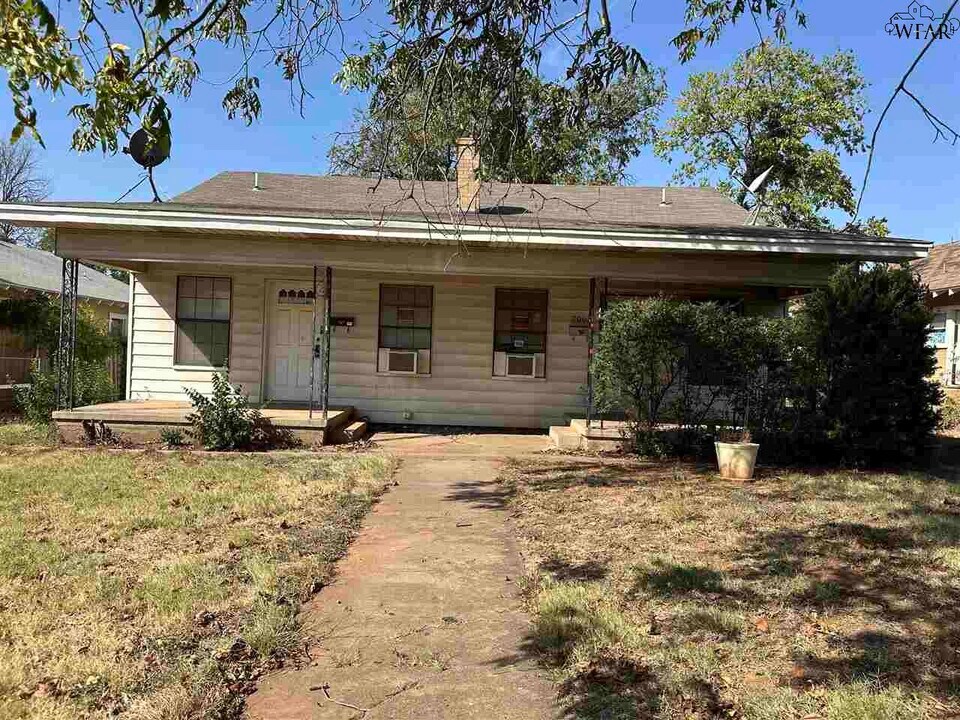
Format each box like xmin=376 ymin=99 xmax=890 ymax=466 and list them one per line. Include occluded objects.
xmin=329 ymin=271 xmax=587 ymax=427
xmin=129 ymin=265 xmax=588 ymax=427
xmin=129 ymin=267 xmax=265 ymax=401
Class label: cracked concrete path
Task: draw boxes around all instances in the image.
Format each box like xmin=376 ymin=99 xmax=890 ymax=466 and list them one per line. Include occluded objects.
xmin=246 ymin=445 xmax=558 ymax=720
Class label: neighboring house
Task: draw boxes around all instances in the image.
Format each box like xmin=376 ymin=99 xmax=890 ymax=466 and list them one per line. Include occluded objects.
xmin=0 ymin=240 xmax=129 ymax=385
xmin=912 ymin=241 xmax=960 ymax=396
xmin=0 ymin=142 xmax=931 ymax=438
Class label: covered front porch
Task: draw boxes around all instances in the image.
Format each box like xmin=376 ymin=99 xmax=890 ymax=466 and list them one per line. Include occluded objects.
xmin=52 ymin=400 xmax=362 ymax=445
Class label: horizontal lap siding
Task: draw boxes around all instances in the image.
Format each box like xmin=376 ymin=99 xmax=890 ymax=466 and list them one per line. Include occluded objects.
xmin=129 ymin=265 xmax=589 ymax=427
xmin=129 ymin=268 xmax=265 ymax=401
xmin=328 ymin=271 xmax=588 ymax=428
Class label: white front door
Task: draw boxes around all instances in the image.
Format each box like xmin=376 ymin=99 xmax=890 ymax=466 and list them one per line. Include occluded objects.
xmin=266 ymin=282 xmax=322 ymax=402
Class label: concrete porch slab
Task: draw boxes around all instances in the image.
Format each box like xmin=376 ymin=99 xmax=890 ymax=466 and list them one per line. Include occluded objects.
xmin=52 ymin=400 xmax=354 ymax=444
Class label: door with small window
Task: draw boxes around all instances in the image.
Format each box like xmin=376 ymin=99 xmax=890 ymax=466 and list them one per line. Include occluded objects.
xmin=267 ymin=282 xmax=323 ymax=402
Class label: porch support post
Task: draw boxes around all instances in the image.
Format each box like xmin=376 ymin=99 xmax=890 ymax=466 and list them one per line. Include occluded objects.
xmin=321 ymin=266 xmax=332 ymax=425
xmin=586 ymin=277 xmax=597 ymax=429
xmin=55 ymin=258 xmax=79 ymax=410
xmin=308 ymin=265 xmax=318 ymax=420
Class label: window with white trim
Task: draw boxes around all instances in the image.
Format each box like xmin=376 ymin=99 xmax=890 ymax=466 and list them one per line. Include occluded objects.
xmin=493 ymin=289 xmax=547 ymax=378
xmin=175 ymin=276 xmax=231 ymax=367
xmin=378 ymin=284 xmax=432 ymax=374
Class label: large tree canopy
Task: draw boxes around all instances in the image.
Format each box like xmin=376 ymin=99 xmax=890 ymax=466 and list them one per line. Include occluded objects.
xmin=656 ymin=43 xmax=872 ymax=231
xmin=328 ymin=68 xmax=666 ymax=184
xmin=0 ymin=0 xmax=805 ymax=169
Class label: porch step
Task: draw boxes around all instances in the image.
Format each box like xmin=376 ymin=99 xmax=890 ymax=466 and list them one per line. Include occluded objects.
xmin=549 ymin=420 xmax=626 ymax=451
xmin=330 ymin=420 xmax=368 ymax=445
xmin=549 ymin=425 xmax=582 ymax=450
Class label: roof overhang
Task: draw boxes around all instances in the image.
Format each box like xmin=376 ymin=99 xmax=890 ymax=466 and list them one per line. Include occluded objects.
xmin=0 ymin=203 xmax=932 ymax=260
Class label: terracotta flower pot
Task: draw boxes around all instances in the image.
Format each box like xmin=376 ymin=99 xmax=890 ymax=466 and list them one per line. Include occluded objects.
xmin=714 ymin=442 xmax=759 ymax=480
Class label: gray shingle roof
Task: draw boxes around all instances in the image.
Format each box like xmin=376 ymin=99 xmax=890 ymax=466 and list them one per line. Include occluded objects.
xmin=0 ymin=241 xmax=129 ymax=305
xmin=166 ymin=171 xmax=751 ymax=231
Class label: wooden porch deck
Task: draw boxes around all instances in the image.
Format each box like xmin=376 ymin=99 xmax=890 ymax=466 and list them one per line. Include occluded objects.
xmin=52 ymin=400 xmax=356 ymax=444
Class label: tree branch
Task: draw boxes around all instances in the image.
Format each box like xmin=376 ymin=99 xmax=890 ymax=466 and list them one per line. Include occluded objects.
xmin=853 ymin=0 xmax=959 ymax=221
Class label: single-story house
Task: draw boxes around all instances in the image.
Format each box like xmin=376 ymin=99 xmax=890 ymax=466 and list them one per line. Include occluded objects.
xmin=913 ymin=241 xmax=960 ymax=396
xmin=0 ymin=240 xmax=129 ymax=387
xmin=0 ymin=141 xmax=931 ymax=442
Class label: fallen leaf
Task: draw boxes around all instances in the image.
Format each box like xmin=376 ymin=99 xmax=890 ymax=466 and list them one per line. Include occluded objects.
xmin=754 ymin=616 xmax=770 ymax=633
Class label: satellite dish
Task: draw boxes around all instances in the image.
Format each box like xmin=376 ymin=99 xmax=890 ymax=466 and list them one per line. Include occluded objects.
xmin=747 ymin=166 xmax=774 ymax=194
xmin=125 ymin=128 xmax=170 ymax=168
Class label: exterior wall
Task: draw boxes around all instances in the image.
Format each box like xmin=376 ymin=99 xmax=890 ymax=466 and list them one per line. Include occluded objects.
xmin=129 ymin=266 xmax=265 ymax=401
xmin=329 ymin=270 xmax=588 ymax=427
xmin=928 ymin=305 xmax=960 ymax=397
xmin=129 ymin=264 xmax=588 ymax=428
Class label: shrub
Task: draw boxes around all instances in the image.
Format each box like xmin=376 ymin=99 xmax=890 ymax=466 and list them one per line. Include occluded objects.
xmin=941 ymin=396 xmax=960 ymax=431
xmin=4 ymin=295 xmax=124 ymax=423
xmin=160 ymin=427 xmax=187 ymax=448
xmin=798 ymin=262 xmax=942 ymax=463
xmin=592 ymin=264 xmax=942 ymax=466
xmin=15 ymin=360 xmax=119 ymax=424
xmin=592 ymin=299 xmax=762 ymax=454
xmin=185 ymin=372 xmax=298 ymax=451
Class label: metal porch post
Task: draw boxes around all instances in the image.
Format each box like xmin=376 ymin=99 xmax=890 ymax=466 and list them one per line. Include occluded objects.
xmin=308 ymin=265 xmax=318 ymax=420
xmin=321 ymin=266 xmax=332 ymax=426
xmin=55 ymin=258 xmax=79 ymax=410
xmin=586 ymin=277 xmax=597 ymax=429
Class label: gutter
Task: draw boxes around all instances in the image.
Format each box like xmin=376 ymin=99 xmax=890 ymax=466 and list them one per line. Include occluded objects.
xmin=0 ymin=203 xmax=933 ymax=260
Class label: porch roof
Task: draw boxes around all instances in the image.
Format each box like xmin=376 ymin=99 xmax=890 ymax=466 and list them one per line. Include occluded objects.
xmin=0 ymin=200 xmax=932 ymax=261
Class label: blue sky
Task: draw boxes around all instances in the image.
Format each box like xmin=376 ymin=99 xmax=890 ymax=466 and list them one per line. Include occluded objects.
xmin=2 ymin=0 xmax=959 ymax=242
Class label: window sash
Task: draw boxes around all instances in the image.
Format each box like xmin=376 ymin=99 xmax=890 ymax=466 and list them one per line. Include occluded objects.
xmin=493 ymin=289 xmax=548 ymax=355
xmin=379 ymin=284 xmax=433 ymax=351
xmin=176 ymin=276 xmax=231 ymax=366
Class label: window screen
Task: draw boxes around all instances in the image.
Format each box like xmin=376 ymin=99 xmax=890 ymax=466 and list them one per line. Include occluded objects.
xmin=176 ymin=276 xmax=231 ymax=366
xmin=494 ymin=289 xmax=548 ymax=354
xmin=379 ymin=285 xmax=433 ymax=350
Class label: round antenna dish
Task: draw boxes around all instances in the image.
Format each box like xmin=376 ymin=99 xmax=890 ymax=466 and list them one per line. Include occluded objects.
xmin=126 ymin=128 xmax=170 ymax=168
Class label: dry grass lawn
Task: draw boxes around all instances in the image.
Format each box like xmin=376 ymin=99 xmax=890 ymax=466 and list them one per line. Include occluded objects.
xmin=502 ymin=456 xmax=960 ymax=719
xmin=0 ymin=424 xmax=394 ymax=719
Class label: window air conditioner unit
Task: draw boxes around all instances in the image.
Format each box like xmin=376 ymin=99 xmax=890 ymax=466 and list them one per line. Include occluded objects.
xmin=387 ymin=349 xmax=419 ymax=374
xmin=506 ymin=353 xmax=537 ymax=377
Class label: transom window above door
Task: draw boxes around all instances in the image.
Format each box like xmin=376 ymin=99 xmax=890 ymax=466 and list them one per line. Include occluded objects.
xmin=378 ymin=284 xmax=432 ymax=374
xmin=176 ymin=276 xmax=231 ymax=367
xmin=277 ymin=288 xmax=316 ymax=305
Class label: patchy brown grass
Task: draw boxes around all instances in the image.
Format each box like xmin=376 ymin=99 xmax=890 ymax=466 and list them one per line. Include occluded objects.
xmin=503 ymin=457 xmax=960 ymax=719
xmin=0 ymin=442 xmax=394 ymax=719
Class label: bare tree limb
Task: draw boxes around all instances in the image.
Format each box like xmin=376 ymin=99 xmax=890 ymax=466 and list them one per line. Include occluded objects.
xmin=853 ymin=0 xmax=959 ymax=221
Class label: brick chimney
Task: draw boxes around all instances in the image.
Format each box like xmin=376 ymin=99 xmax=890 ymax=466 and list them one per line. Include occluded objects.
xmin=455 ymin=137 xmax=480 ymax=212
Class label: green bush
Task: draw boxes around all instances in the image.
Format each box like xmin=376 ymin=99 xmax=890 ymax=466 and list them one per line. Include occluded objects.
xmin=592 ymin=299 xmax=753 ymax=454
xmin=160 ymin=427 xmax=187 ymax=448
xmin=593 ymin=263 xmax=941 ymax=465
xmin=798 ymin=263 xmax=941 ymax=463
xmin=14 ymin=361 xmax=119 ymax=424
xmin=185 ymin=372 xmax=298 ymax=451
xmin=941 ymin=396 xmax=960 ymax=431
xmin=3 ymin=295 xmax=124 ymax=423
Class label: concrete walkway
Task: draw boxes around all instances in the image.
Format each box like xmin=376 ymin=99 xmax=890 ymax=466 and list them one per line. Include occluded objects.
xmin=247 ymin=437 xmax=559 ymax=719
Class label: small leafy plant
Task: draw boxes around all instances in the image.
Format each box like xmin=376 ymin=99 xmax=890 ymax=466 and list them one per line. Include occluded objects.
xmin=185 ymin=372 xmax=298 ymax=451
xmin=160 ymin=427 xmax=187 ymax=448
xmin=940 ymin=396 xmax=960 ymax=431
xmin=185 ymin=372 xmax=259 ymax=450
